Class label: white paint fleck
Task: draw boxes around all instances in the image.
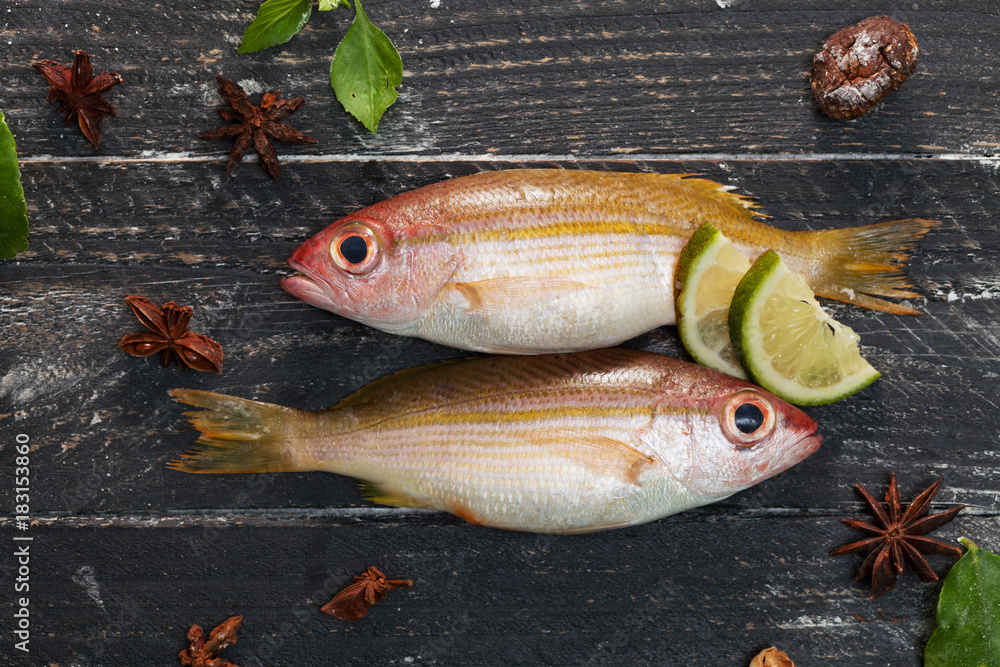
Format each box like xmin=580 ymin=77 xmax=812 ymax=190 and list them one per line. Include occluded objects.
xmin=933 ymin=277 xmax=1000 ymax=303
xmin=715 ymin=0 xmax=737 ymax=7
xmin=0 ymin=359 xmax=94 ymax=405
xmin=72 ymin=565 xmax=105 ymax=609
xmin=429 ymin=0 xmax=441 ymax=7
xmin=778 ymin=615 xmax=853 ymax=630
xmin=237 ymin=79 xmax=267 ymax=95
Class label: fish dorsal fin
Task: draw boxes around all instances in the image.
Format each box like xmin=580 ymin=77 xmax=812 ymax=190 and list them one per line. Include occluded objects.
xmin=329 ymin=359 xmax=466 ymax=410
xmin=326 ymin=349 xmax=663 ymax=428
xmin=526 ymin=429 xmax=656 ymax=487
xmin=454 ymin=277 xmax=592 ymax=312
xmin=671 ymin=174 xmax=765 ymax=215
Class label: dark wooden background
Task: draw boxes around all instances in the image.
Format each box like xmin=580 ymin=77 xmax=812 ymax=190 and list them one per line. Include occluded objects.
xmin=2 ymin=0 xmax=999 ymax=664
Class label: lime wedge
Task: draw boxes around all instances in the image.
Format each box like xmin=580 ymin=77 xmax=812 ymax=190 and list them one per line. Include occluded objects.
xmin=728 ymin=250 xmax=881 ymax=406
xmin=676 ymin=222 xmax=750 ymax=379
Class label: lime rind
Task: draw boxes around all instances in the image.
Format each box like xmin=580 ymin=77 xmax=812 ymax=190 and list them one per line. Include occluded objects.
xmin=729 ymin=250 xmax=881 ymax=406
xmin=676 ymin=222 xmax=749 ymax=380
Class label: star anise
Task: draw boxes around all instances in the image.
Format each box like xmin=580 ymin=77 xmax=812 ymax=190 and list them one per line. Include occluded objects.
xmin=119 ymin=296 xmax=223 ymax=373
xmin=179 ymin=615 xmax=242 ymax=667
xmin=31 ymin=50 xmax=123 ymax=150
xmin=199 ymin=75 xmax=317 ymax=180
xmin=831 ymin=473 xmax=964 ymax=600
xmin=321 ymin=566 xmax=413 ymax=621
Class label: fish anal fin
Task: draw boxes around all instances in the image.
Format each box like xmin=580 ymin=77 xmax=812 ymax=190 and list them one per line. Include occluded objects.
xmin=454 ymin=277 xmax=591 ymax=312
xmin=545 ymin=520 xmax=634 ymax=535
xmin=527 ymin=429 xmax=655 ymax=486
xmin=357 ymin=480 xmax=437 ymax=510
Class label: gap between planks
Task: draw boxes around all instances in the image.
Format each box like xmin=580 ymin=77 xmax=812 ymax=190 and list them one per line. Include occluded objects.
xmin=6 ymin=505 xmax=996 ymax=529
xmin=17 ymin=152 xmax=1000 ymax=165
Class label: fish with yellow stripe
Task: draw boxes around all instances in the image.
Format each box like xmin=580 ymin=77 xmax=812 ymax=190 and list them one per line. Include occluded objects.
xmin=281 ymin=169 xmax=935 ymax=354
xmin=169 ymin=349 xmax=821 ymax=534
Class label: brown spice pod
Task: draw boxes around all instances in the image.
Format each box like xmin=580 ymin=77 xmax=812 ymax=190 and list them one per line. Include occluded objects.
xmin=811 ymin=16 xmax=919 ymax=120
xmin=749 ymin=647 xmax=797 ymax=667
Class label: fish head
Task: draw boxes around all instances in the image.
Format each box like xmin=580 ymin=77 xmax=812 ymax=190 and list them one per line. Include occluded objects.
xmin=281 ymin=213 xmax=461 ymax=330
xmin=675 ymin=383 xmax=822 ymax=498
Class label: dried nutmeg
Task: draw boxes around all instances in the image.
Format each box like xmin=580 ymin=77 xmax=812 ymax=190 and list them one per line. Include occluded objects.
xmin=811 ymin=16 xmax=919 ymax=120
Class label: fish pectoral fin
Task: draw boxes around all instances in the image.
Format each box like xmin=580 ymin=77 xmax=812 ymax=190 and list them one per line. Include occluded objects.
xmin=527 ymin=430 xmax=656 ymax=487
xmin=357 ymin=480 xmax=437 ymax=510
xmin=454 ymin=277 xmax=592 ymax=312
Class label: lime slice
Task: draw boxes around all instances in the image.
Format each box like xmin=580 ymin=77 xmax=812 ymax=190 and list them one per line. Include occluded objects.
xmin=676 ymin=222 xmax=750 ymax=379
xmin=728 ymin=250 xmax=881 ymax=406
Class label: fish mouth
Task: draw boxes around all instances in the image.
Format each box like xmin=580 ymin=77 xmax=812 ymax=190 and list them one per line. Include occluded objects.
xmin=280 ymin=273 xmax=352 ymax=315
xmin=774 ymin=429 xmax=823 ymax=472
xmin=793 ymin=432 xmax=823 ymax=459
xmin=780 ymin=406 xmax=823 ymax=466
xmin=282 ymin=240 xmax=358 ymax=315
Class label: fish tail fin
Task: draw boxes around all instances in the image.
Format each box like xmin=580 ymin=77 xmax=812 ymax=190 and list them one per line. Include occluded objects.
xmin=168 ymin=389 xmax=312 ymax=474
xmin=806 ymin=218 xmax=938 ymax=315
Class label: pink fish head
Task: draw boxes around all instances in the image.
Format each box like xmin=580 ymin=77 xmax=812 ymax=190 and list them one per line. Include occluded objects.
xmin=671 ymin=379 xmax=822 ymax=498
xmin=281 ymin=210 xmax=460 ymax=330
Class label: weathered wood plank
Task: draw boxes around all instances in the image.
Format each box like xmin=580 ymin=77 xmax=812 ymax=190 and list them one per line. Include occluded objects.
xmin=1 ymin=1 xmax=998 ymax=158
xmin=2 ymin=159 xmax=998 ymax=516
xmin=20 ymin=517 xmax=998 ymax=665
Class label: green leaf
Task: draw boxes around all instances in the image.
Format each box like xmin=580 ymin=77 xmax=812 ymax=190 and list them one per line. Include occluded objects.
xmin=0 ymin=111 xmax=29 ymax=259
xmin=329 ymin=0 xmax=403 ymax=133
xmin=319 ymin=0 xmax=351 ymax=10
xmin=925 ymin=538 xmax=1000 ymax=667
xmin=238 ymin=0 xmax=312 ymax=54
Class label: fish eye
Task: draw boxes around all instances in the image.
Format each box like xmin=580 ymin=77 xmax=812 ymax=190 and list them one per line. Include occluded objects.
xmin=721 ymin=390 xmax=776 ymax=448
xmin=734 ymin=403 xmax=764 ymax=433
xmin=330 ymin=223 xmax=381 ymax=275
xmin=339 ymin=235 xmax=369 ymax=264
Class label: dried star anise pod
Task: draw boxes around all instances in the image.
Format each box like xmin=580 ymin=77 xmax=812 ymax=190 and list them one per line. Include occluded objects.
xmin=831 ymin=473 xmax=964 ymax=600
xmin=119 ymin=296 xmax=223 ymax=373
xmin=179 ymin=615 xmax=242 ymax=667
xmin=31 ymin=50 xmax=123 ymax=150
xmin=199 ymin=75 xmax=317 ymax=180
xmin=321 ymin=566 xmax=413 ymax=621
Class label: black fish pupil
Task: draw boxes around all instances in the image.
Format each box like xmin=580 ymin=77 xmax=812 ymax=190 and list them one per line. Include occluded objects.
xmin=340 ymin=235 xmax=369 ymax=264
xmin=734 ymin=403 xmax=764 ymax=434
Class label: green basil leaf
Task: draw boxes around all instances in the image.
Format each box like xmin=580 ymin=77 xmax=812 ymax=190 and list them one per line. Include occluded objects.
xmin=319 ymin=0 xmax=351 ymax=11
xmin=238 ymin=0 xmax=313 ymax=54
xmin=925 ymin=538 xmax=1000 ymax=667
xmin=0 ymin=111 xmax=29 ymax=259
xmin=329 ymin=0 xmax=403 ymax=133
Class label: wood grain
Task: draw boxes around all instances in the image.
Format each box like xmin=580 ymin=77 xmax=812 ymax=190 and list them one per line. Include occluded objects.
xmin=1 ymin=0 xmax=998 ymax=665
xmin=24 ymin=517 xmax=997 ymax=666
xmin=1 ymin=1 xmax=999 ymax=157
